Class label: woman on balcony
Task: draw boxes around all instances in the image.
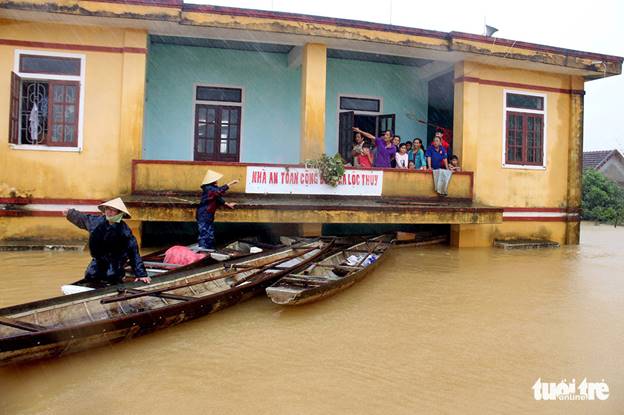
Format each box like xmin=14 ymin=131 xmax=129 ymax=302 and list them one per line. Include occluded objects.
xmin=352 ymin=127 xmax=395 ymax=168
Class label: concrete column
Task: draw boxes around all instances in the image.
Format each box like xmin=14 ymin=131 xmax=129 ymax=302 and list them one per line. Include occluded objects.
xmin=298 ymin=223 xmax=323 ymax=237
xmin=450 ymin=224 xmax=494 ymax=248
xmin=117 ymin=29 xmax=148 ymax=195
xmin=299 ymin=43 xmax=327 ymax=161
xmin=127 ymin=219 xmax=143 ymax=248
xmin=450 ymin=62 xmax=493 ymax=248
xmin=565 ymin=76 xmax=585 ymax=245
xmin=453 ymin=62 xmax=480 ymax=197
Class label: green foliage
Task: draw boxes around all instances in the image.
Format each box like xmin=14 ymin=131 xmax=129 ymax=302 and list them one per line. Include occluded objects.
xmin=304 ymin=153 xmax=346 ymax=187
xmin=582 ymin=169 xmax=624 ymax=227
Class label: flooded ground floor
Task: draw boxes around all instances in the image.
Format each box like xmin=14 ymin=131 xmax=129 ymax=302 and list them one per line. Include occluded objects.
xmin=0 ymin=223 xmax=622 ymax=414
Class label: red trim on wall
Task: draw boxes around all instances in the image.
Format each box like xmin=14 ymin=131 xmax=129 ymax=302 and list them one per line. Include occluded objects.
xmin=455 ymin=76 xmax=585 ymax=95
xmin=450 ymin=32 xmax=623 ymax=64
xmin=82 ymin=0 xmax=182 ymax=8
xmin=503 ymin=216 xmax=580 ymax=222
xmin=504 ymin=207 xmax=566 ymax=213
xmin=0 ymin=197 xmax=102 ymax=205
xmin=0 ymin=211 xmax=66 ymax=217
xmin=0 ymin=39 xmax=147 ymax=54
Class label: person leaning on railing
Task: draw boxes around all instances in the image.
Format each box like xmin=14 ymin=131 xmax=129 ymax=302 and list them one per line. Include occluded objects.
xmin=352 ymin=127 xmax=395 ymax=168
xmin=425 ymin=135 xmax=449 ymax=170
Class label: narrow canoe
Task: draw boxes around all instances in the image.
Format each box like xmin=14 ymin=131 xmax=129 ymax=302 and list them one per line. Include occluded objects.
xmin=266 ymin=235 xmax=394 ymax=306
xmin=0 ymin=239 xmax=332 ymax=366
xmin=61 ymin=239 xmax=274 ymax=294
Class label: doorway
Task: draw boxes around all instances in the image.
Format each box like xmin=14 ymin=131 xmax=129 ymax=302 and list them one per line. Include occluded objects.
xmin=338 ymin=112 xmax=396 ymax=163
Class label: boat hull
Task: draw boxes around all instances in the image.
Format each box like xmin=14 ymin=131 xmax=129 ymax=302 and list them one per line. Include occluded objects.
xmin=267 ymin=249 xmax=388 ymax=305
xmin=0 ymin=242 xmax=329 ymax=366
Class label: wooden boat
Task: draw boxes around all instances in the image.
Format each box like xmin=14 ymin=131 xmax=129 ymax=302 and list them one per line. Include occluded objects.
xmin=61 ymin=239 xmax=274 ymax=294
xmin=391 ymin=232 xmax=448 ymax=247
xmin=0 ymin=239 xmax=332 ymax=366
xmin=266 ymin=234 xmax=447 ymax=306
xmin=266 ymin=235 xmax=394 ymax=306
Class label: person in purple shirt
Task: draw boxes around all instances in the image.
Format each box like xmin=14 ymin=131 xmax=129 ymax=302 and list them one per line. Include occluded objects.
xmin=425 ymin=135 xmax=448 ymax=170
xmin=352 ymin=127 xmax=395 ymax=168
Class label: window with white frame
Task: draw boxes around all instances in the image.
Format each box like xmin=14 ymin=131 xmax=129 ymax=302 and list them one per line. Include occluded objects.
xmin=9 ymin=51 xmax=84 ymax=149
xmin=504 ymin=91 xmax=546 ymax=167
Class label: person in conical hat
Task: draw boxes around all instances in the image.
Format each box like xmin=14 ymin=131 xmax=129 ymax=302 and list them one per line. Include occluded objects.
xmin=63 ymin=197 xmax=150 ymax=286
xmin=197 ymin=170 xmax=239 ymax=249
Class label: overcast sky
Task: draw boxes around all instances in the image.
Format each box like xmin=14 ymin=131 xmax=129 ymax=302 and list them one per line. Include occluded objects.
xmin=190 ymin=0 xmax=623 ymax=151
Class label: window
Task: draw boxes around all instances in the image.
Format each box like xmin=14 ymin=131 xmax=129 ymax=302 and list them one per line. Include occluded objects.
xmin=9 ymin=51 xmax=84 ymax=149
xmin=196 ymin=86 xmax=242 ymax=103
xmin=504 ymin=91 xmax=546 ymax=167
xmin=194 ymin=85 xmax=242 ymax=161
xmin=339 ymin=96 xmax=380 ymax=112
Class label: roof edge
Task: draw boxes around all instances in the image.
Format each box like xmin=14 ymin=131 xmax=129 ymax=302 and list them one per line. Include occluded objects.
xmin=5 ymin=0 xmax=624 ymax=67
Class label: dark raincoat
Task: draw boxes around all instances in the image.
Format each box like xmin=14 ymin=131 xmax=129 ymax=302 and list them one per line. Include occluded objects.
xmin=67 ymin=209 xmax=148 ymax=284
xmin=196 ymin=184 xmax=229 ymax=249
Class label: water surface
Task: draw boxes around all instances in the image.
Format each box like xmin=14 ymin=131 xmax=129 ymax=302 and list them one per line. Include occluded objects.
xmin=0 ymin=223 xmax=622 ymax=414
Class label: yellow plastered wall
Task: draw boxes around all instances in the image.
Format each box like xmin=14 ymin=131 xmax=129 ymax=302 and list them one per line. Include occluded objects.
xmin=453 ymin=61 xmax=580 ymax=246
xmin=455 ymin=61 xmax=572 ymax=208
xmin=0 ymin=216 xmax=87 ymax=242
xmin=452 ymin=222 xmax=568 ymax=247
xmin=133 ymin=162 xmax=474 ymax=199
xmin=0 ymin=20 xmax=147 ymax=199
xmin=300 ymin=43 xmax=327 ymax=161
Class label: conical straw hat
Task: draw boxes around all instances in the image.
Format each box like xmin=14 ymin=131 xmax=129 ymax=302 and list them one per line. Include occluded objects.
xmin=98 ymin=197 xmax=131 ymax=219
xmin=202 ymin=169 xmax=223 ymax=185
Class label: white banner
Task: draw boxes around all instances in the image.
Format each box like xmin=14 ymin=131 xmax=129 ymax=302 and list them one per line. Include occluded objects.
xmin=245 ymin=166 xmax=383 ymax=196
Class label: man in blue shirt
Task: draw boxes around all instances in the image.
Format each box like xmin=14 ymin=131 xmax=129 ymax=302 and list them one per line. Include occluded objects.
xmin=425 ymin=135 xmax=448 ymax=170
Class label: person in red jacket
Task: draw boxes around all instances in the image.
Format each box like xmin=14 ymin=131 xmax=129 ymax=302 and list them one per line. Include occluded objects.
xmin=435 ymin=129 xmax=450 ymax=153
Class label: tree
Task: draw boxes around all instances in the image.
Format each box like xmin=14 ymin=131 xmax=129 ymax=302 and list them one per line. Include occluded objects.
xmin=582 ymin=169 xmax=624 ymax=227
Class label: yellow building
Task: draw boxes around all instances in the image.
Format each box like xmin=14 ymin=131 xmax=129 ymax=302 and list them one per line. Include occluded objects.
xmin=0 ymin=0 xmax=621 ymax=247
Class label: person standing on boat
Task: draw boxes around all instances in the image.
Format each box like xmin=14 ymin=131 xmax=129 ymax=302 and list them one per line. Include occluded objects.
xmin=63 ymin=198 xmax=151 ymax=285
xmin=197 ymin=170 xmax=239 ymax=250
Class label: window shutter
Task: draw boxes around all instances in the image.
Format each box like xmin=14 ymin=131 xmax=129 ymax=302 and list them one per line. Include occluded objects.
xmin=9 ymin=72 xmax=21 ymax=144
xmin=47 ymin=80 xmax=80 ymax=147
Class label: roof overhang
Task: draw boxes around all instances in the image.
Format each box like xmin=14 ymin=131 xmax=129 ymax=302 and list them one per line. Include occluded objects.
xmin=1 ymin=0 xmax=621 ymax=80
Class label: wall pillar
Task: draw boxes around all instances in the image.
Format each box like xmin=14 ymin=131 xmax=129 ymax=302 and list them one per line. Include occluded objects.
xmin=299 ymin=43 xmax=327 ymax=161
xmin=298 ymin=223 xmax=323 ymax=237
xmin=118 ymin=30 xmax=148 ymax=195
xmin=566 ymin=77 xmax=584 ymax=245
xmin=450 ymin=224 xmax=494 ymax=248
xmin=127 ymin=219 xmax=143 ymax=248
xmin=453 ymin=62 xmax=481 ymax=200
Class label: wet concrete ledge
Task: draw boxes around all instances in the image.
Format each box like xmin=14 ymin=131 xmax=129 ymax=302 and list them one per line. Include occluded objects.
xmin=124 ymin=193 xmax=504 ymax=224
xmin=0 ymin=241 xmax=85 ymax=252
xmin=494 ymin=239 xmax=560 ymax=250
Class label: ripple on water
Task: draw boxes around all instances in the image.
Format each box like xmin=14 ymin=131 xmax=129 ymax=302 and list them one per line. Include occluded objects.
xmin=0 ymin=223 xmax=623 ymax=414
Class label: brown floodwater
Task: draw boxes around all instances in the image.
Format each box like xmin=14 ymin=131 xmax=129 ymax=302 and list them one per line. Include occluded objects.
xmin=0 ymin=223 xmax=622 ymax=414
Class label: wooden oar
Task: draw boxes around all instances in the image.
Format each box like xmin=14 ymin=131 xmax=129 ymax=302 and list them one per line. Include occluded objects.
xmin=101 ymin=246 xmax=320 ymax=304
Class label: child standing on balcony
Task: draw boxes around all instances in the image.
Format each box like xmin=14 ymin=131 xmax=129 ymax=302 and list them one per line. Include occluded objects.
xmin=197 ymin=170 xmax=239 ymax=250
xmin=395 ymin=143 xmax=409 ymax=169
xmin=356 ymin=143 xmax=374 ymax=168
xmin=448 ymin=155 xmax=462 ymax=172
